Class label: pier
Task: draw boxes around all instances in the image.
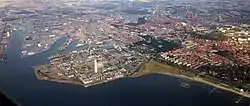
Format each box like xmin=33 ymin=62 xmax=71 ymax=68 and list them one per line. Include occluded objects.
xmin=209 ymin=87 xmax=217 ymax=95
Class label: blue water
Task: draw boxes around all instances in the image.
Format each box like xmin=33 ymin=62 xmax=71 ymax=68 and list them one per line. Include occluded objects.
xmin=0 ymin=30 xmax=250 ymax=106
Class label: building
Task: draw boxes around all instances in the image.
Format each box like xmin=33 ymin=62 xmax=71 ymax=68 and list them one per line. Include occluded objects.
xmin=94 ymin=59 xmax=98 ymax=73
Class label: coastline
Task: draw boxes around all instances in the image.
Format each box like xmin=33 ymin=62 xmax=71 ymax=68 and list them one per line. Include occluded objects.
xmin=33 ymin=65 xmax=125 ymax=88
xmin=128 ymin=61 xmax=250 ymax=99
xmin=129 ymin=71 xmax=250 ymax=99
xmin=33 ymin=62 xmax=250 ymax=99
xmin=0 ymin=89 xmax=22 ymax=106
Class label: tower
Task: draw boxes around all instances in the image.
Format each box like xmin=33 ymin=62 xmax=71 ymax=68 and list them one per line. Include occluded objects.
xmin=193 ymin=13 xmax=198 ymax=27
xmin=186 ymin=11 xmax=191 ymax=31
xmin=94 ymin=59 xmax=98 ymax=73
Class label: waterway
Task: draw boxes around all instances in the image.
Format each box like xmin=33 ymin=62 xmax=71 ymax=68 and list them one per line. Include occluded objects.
xmin=0 ymin=30 xmax=250 ymax=106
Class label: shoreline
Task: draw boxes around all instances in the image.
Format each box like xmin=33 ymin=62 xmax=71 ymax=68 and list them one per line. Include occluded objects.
xmin=0 ymin=89 xmax=22 ymax=106
xmin=33 ymin=63 xmax=250 ymax=99
xmin=129 ymin=61 xmax=250 ymax=99
xmin=33 ymin=66 xmax=125 ymax=88
xmin=129 ymin=71 xmax=250 ymax=99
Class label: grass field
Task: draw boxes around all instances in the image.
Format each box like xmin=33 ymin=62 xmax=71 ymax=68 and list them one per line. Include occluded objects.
xmin=129 ymin=61 xmax=191 ymax=78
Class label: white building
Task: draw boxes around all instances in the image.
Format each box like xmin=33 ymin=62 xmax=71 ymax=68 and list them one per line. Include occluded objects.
xmin=94 ymin=59 xmax=98 ymax=73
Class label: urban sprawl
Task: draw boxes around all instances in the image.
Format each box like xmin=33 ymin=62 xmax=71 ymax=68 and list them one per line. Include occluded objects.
xmin=0 ymin=0 xmax=250 ymax=98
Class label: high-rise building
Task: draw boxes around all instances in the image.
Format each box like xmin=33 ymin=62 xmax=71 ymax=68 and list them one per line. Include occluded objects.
xmin=94 ymin=59 xmax=98 ymax=73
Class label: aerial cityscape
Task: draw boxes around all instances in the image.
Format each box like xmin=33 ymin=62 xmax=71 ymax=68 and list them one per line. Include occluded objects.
xmin=0 ymin=0 xmax=250 ymax=105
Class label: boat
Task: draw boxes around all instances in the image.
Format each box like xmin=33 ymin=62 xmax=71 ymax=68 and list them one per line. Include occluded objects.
xmin=180 ymin=83 xmax=190 ymax=88
xmin=27 ymin=52 xmax=35 ymax=56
